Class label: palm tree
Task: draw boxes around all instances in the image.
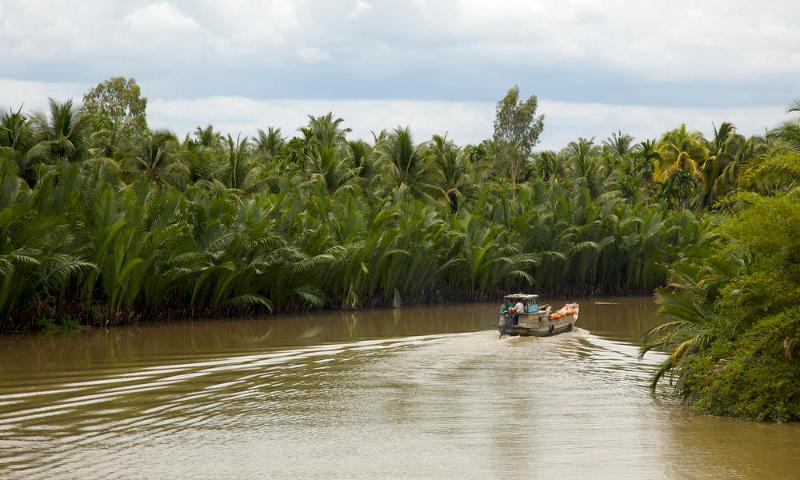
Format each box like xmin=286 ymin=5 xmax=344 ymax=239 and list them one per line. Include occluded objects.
xmin=632 ymin=139 xmax=658 ymax=181
xmin=744 ymin=100 xmax=800 ymax=192
xmin=126 ymin=129 xmax=188 ymax=186
xmin=253 ymin=127 xmax=285 ymax=157
xmin=304 ymin=143 xmax=358 ymax=196
xmin=427 ymin=134 xmax=473 ymax=213
xmin=223 ymin=134 xmax=249 ymax=190
xmin=696 ymin=122 xmax=738 ymax=208
xmin=301 ymin=113 xmax=350 ymax=150
xmin=603 ymin=131 xmax=635 ymax=160
xmin=194 ymin=125 xmax=222 ymax=149
xmin=28 ymin=98 xmax=92 ymax=164
xmin=563 ymin=137 xmax=606 ymax=198
xmin=654 ymin=124 xmax=708 ymax=182
xmin=0 ymin=107 xmax=36 ymax=185
xmin=640 ymin=257 xmax=731 ymax=390
xmin=378 ymin=127 xmax=436 ymax=199
xmin=534 ymin=150 xmax=562 ymax=181
xmin=772 ymin=99 xmax=800 ymax=151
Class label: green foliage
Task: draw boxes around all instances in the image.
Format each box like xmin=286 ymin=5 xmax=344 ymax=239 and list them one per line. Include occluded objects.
xmin=493 ymin=85 xmax=544 ymax=194
xmin=689 ymin=308 xmax=800 ymax=421
xmin=82 ymin=76 xmax=148 ymax=134
xmin=644 ymin=174 xmax=800 ymax=419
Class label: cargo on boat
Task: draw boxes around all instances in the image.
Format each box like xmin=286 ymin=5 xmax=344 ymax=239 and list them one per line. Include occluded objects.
xmin=497 ymin=294 xmax=579 ymax=337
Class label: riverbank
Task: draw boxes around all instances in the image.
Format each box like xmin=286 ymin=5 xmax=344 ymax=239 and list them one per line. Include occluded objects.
xmin=4 ymin=287 xmax=657 ymax=334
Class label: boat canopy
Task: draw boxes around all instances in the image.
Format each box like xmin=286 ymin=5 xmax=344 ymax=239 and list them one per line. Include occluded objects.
xmin=503 ymin=293 xmax=539 ymax=301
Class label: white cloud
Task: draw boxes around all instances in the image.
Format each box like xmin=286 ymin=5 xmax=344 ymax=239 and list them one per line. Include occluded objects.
xmin=124 ymin=2 xmax=201 ymax=32
xmin=0 ymin=0 xmax=798 ymax=90
xmin=347 ymin=1 xmax=372 ymax=20
xmin=439 ymin=0 xmax=800 ymax=80
xmin=296 ymin=46 xmax=332 ymax=64
xmin=0 ymin=78 xmax=85 ymax=111
xmin=0 ymin=0 xmax=796 ymax=141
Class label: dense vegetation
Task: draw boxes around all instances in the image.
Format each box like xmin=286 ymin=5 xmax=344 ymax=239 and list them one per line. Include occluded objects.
xmin=1 ymin=77 xmax=799 ymax=419
xmin=640 ymin=101 xmax=800 ymax=421
xmin=0 ymin=79 xmax=705 ymax=331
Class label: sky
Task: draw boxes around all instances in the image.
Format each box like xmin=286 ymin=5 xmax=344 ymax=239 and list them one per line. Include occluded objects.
xmin=1 ymin=0 xmax=799 ymax=149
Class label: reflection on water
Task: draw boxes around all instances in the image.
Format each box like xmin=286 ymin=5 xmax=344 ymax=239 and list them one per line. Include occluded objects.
xmin=0 ymin=298 xmax=798 ymax=479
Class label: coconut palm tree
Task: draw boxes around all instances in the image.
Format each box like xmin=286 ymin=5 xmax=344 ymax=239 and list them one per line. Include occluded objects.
xmin=126 ymin=129 xmax=188 ymax=186
xmin=640 ymin=255 xmax=733 ymax=390
xmin=654 ymin=124 xmax=708 ymax=182
xmin=772 ymin=99 xmax=800 ymax=151
xmin=534 ymin=150 xmax=562 ymax=181
xmin=427 ymin=134 xmax=473 ymax=213
xmin=304 ymin=143 xmax=358 ymax=196
xmin=28 ymin=98 xmax=92 ymax=164
xmin=0 ymin=107 xmax=36 ymax=186
xmin=253 ymin=127 xmax=285 ymax=157
xmin=563 ymin=137 xmax=606 ymax=198
xmin=378 ymin=127 xmax=437 ymax=200
xmin=603 ymin=131 xmax=635 ymax=161
xmin=194 ymin=125 xmax=222 ymax=149
xmin=301 ymin=113 xmax=350 ymax=151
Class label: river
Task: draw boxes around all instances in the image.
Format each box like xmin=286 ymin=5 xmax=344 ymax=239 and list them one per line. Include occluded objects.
xmin=0 ymin=298 xmax=798 ymax=479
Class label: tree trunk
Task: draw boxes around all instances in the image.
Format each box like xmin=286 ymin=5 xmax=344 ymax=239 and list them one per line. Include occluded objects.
xmin=448 ymin=191 xmax=458 ymax=214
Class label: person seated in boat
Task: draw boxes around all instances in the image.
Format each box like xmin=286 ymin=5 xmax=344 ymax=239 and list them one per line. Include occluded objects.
xmin=512 ymin=301 xmax=525 ymax=325
xmin=500 ymin=300 xmax=513 ymax=313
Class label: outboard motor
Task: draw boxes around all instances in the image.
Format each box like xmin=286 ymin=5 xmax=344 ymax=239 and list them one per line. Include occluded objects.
xmin=498 ymin=311 xmax=515 ymax=338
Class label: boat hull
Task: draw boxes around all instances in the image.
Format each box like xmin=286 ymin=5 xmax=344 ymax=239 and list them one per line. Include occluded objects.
xmin=505 ymin=316 xmax=576 ymax=337
xmin=497 ymin=305 xmax=579 ymax=337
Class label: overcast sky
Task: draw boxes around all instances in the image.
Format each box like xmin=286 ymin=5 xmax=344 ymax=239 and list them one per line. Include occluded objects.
xmin=1 ymin=0 xmax=798 ymax=149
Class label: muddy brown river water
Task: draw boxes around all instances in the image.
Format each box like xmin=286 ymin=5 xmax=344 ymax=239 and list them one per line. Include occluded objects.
xmin=0 ymin=298 xmax=798 ymax=479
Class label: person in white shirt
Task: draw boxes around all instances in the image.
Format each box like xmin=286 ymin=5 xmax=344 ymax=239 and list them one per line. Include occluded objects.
xmin=512 ymin=301 xmax=525 ymax=325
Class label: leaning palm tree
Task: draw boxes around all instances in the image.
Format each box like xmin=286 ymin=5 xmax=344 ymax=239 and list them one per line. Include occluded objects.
xmin=640 ymin=256 xmax=731 ymax=391
xmin=28 ymin=98 xmax=92 ymax=164
xmin=742 ymin=101 xmax=800 ymax=193
xmin=771 ymin=99 xmax=800 ymax=151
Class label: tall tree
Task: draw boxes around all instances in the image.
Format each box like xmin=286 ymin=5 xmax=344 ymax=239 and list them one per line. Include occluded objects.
xmin=493 ymin=85 xmax=544 ymax=198
xmin=82 ymin=76 xmax=148 ymax=135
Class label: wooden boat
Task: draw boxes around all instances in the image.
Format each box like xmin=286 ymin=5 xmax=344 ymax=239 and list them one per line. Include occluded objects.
xmin=497 ymin=294 xmax=579 ymax=337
